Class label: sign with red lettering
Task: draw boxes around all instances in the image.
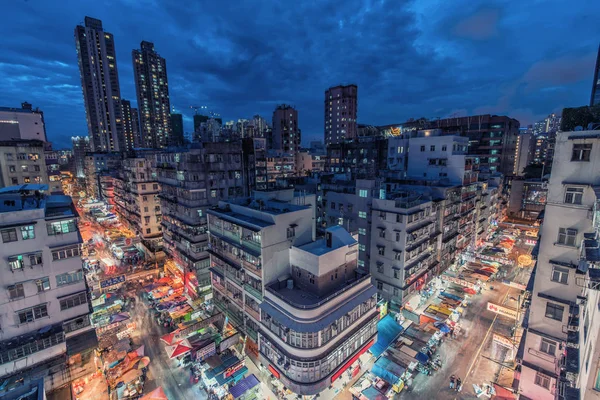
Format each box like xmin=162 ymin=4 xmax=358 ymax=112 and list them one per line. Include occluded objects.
xmin=487 ymin=302 xmax=517 ymax=319
xmin=223 ymin=360 xmax=245 ymax=379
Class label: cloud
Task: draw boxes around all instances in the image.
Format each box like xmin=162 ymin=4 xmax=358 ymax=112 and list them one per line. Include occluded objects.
xmin=453 ymin=8 xmax=500 ymax=40
xmin=0 ymin=0 xmax=599 ymax=146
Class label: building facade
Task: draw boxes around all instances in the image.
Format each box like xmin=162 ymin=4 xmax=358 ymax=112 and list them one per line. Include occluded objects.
xmin=170 ymin=113 xmax=184 ymax=147
xmin=516 ymin=130 xmax=600 ymax=400
xmin=132 ymin=41 xmax=172 ymax=149
xmin=0 ymin=103 xmax=47 ymax=142
xmin=427 ymin=115 xmax=520 ymax=175
xmin=207 ymin=191 xmax=376 ymax=395
xmin=591 ymin=43 xmax=600 ymax=107
xmin=271 ymin=105 xmax=300 ymax=155
xmin=0 ymin=140 xmax=49 ymax=189
xmin=0 ymin=186 xmax=95 ymax=391
xmin=74 ymin=17 xmax=124 ymax=152
xmin=71 ymin=136 xmax=90 ymax=179
xmin=121 ymin=99 xmax=140 ymax=150
xmin=113 ymin=152 xmax=162 ymax=244
xmin=325 ymin=85 xmax=358 ymax=146
xmin=157 ymin=142 xmax=244 ymax=300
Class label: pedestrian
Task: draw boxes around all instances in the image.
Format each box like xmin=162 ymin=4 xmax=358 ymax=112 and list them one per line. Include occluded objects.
xmin=456 ymin=377 xmax=462 ymax=392
xmin=449 ymin=375 xmax=456 ymax=389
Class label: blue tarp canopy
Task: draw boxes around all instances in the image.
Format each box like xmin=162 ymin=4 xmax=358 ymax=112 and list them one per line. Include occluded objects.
xmin=372 ymin=357 xmax=405 ymax=384
xmin=440 ymin=291 xmax=463 ymax=302
xmin=370 ymin=315 xmax=403 ymax=357
xmin=434 ymin=322 xmax=451 ymax=333
xmin=415 ymin=351 xmax=429 ymax=364
xmin=229 ymin=374 xmax=259 ymax=399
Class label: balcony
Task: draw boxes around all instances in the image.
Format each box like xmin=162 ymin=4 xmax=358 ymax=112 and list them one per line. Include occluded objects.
xmin=245 ymin=284 xmax=263 ymax=301
xmin=245 ymin=305 xmax=261 ymax=322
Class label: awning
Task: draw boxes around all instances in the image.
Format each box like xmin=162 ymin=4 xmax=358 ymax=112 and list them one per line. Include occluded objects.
xmin=166 ymin=339 xmax=192 ymax=359
xmin=229 ymin=374 xmax=260 ymax=399
xmin=66 ymin=329 xmax=98 ymax=356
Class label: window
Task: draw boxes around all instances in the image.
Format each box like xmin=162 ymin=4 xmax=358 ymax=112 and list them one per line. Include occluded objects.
xmin=21 ymin=165 xmax=28 ymax=172
xmin=8 ymin=284 xmax=25 ymax=300
xmin=557 ymin=228 xmax=577 ymax=246
xmin=430 ymin=145 xmax=435 ymax=151
xmin=8 ymin=165 xmax=15 ymax=172
xmin=287 ymin=227 xmax=295 ymax=238
xmin=358 ymin=260 xmax=365 ymax=267
xmin=18 ymin=304 xmax=48 ymax=324
xmin=358 ymin=228 xmax=366 ymax=235
xmin=551 ymin=265 xmax=569 ymax=284
xmin=359 ymin=189 xmax=368 ymax=198
xmin=571 ymin=143 xmax=592 ymax=161
xmin=1 ymin=228 xmax=18 ymax=243
xmin=394 ymin=251 xmax=402 ymax=260
xmin=47 ymin=220 xmax=76 ymax=235
xmin=396 ymin=214 xmax=403 ymax=223
xmin=20 ymin=225 xmax=35 ymax=240
xmin=359 ymin=211 xmax=367 ymax=219
xmin=36 ymin=277 xmax=50 ymax=292
xmin=8 ymin=255 xmax=23 ymax=270
xmin=11 ymin=178 xmax=18 ymax=185
xmin=377 ymin=264 xmax=384 ymax=273
xmin=378 ymin=246 xmax=385 ymax=256
xmin=144 ymin=216 xmax=150 ymax=224
xmin=56 ymin=270 xmax=84 ymax=286
xmin=396 ymin=232 xmax=401 ymax=242
xmin=565 ymin=187 xmax=583 ymax=205
xmin=52 ymin=246 xmax=80 ymax=261
xmin=359 ymin=244 xmax=366 ymax=252
xmin=146 ymin=228 xmax=151 ymax=234
xmin=540 ymin=338 xmax=556 ymax=356
xmin=420 ymin=145 xmax=425 ymax=152
xmin=60 ymin=292 xmax=87 ymax=311
xmin=442 ymin=145 xmax=447 ymax=151
xmin=534 ymin=372 xmax=551 ymax=390
xmin=34 ymin=165 xmax=40 ymax=172
xmin=376 ymin=281 xmax=383 ymax=290
xmin=141 ymin=184 xmax=146 ymax=190
xmin=545 ymin=302 xmax=564 ymax=321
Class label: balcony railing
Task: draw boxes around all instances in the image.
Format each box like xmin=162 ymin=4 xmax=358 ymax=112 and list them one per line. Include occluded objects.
xmin=265 ymin=274 xmax=371 ymax=310
xmin=245 ymin=284 xmax=263 ymax=301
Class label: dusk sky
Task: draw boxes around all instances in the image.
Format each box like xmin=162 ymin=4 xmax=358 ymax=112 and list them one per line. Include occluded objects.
xmin=1 ymin=0 xmax=599 ymax=148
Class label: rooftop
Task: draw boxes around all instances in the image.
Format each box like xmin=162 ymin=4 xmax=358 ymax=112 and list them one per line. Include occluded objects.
xmin=297 ymin=226 xmax=356 ymax=256
xmin=0 ymin=186 xmax=76 ymax=218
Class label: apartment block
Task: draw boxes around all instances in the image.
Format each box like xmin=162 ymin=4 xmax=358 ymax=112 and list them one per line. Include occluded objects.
xmin=157 ymin=142 xmax=244 ymax=299
xmin=516 ymin=130 xmax=600 ymax=400
xmin=317 ymin=177 xmax=378 ymax=273
xmin=0 ymin=186 xmax=95 ymax=392
xmin=74 ymin=17 xmax=124 ymax=152
xmin=83 ymin=152 xmax=122 ymax=200
xmin=0 ymin=140 xmax=49 ymax=189
xmin=325 ymin=138 xmax=388 ymax=179
xmin=271 ymin=105 xmax=300 ymax=154
xmin=113 ymin=152 xmax=162 ymax=243
xmin=0 ymin=103 xmax=47 ymax=142
xmin=207 ymin=190 xmax=376 ymax=395
xmin=325 ymin=84 xmax=358 ymax=146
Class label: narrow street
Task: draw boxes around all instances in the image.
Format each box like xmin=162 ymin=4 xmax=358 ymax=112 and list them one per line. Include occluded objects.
xmin=129 ymin=298 xmax=207 ymax=400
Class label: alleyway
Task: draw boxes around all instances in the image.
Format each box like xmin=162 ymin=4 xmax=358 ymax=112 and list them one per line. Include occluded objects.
xmin=129 ymin=298 xmax=207 ymax=400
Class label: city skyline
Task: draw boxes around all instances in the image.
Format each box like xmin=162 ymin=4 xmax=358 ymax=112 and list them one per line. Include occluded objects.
xmin=1 ymin=1 xmax=599 ymax=148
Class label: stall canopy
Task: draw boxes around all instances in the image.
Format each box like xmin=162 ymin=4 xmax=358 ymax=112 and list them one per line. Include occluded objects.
xmin=371 ymin=357 xmax=405 ymax=384
xmin=167 ymin=339 xmax=192 ymax=359
xmin=434 ymin=322 xmax=451 ymax=334
xmin=161 ymin=331 xmax=179 ymax=346
xmin=229 ymin=374 xmax=260 ymax=399
xmin=370 ymin=315 xmax=403 ymax=358
xmin=415 ymin=351 xmax=429 ymax=364
xmin=140 ymin=386 xmax=169 ymax=400
xmin=109 ymin=312 xmax=130 ymax=323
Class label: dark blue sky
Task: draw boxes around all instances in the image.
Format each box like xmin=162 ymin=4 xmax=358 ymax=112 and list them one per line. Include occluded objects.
xmin=1 ymin=0 xmax=599 ymax=148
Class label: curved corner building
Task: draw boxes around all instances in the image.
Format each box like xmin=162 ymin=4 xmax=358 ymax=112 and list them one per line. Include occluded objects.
xmin=207 ymin=190 xmax=378 ymax=395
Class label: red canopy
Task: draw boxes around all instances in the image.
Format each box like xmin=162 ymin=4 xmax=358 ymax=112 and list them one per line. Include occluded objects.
xmin=160 ymin=331 xmax=179 ymax=346
xmin=140 ymin=386 xmax=168 ymax=400
xmin=166 ymin=339 xmax=191 ymax=359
